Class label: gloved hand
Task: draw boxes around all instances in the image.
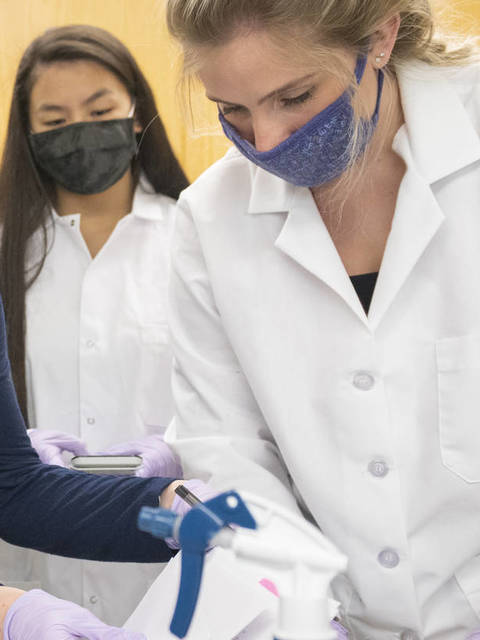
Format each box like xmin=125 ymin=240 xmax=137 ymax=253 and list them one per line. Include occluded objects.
xmin=99 ymin=434 xmax=182 ymax=478
xmin=3 ymin=589 xmax=146 ymax=640
xmin=164 ymin=478 xmax=219 ymax=549
xmin=28 ymin=429 xmax=88 ymax=467
xmin=467 ymin=632 xmax=480 ymax=639
xmin=331 ymin=619 xmax=349 ymax=639
xmin=170 ymin=478 xmax=219 ymax=517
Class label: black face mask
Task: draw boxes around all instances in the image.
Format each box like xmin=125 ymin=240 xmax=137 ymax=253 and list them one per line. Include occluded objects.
xmin=29 ymin=118 xmax=137 ymax=195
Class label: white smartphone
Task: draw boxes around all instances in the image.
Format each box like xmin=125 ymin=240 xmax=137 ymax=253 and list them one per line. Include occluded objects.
xmin=70 ymin=455 xmax=143 ymax=476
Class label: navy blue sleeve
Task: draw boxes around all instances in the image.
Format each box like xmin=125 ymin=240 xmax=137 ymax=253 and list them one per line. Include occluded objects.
xmin=0 ymin=301 xmax=176 ymax=563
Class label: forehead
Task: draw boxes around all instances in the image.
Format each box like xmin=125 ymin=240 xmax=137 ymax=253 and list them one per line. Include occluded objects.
xmin=29 ymin=59 xmax=129 ymax=106
xmin=198 ymin=30 xmax=311 ymax=97
xmin=197 ymin=29 xmax=344 ymax=103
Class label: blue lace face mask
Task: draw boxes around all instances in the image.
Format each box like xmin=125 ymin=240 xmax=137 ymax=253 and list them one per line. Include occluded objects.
xmin=218 ymin=55 xmax=384 ymax=188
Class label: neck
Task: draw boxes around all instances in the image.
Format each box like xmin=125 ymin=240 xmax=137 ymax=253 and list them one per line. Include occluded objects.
xmin=55 ymin=169 xmax=135 ymax=221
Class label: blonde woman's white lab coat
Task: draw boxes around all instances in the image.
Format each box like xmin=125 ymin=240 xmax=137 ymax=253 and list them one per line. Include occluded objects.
xmin=0 ymin=181 xmax=175 ymax=626
xmin=166 ymin=62 xmax=480 ymax=640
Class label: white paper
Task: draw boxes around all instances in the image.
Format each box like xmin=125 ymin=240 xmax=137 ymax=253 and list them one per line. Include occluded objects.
xmin=124 ymin=548 xmax=278 ymax=640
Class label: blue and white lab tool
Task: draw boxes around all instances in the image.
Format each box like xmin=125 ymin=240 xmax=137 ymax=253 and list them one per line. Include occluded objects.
xmin=138 ymin=490 xmax=347 ymax=640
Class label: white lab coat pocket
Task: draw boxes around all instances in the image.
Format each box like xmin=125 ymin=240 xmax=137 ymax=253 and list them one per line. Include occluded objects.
xmin=455 ymin=554 xmax=480 ymax=621
xmin=436 ymin=334 xmax=480 ymax=482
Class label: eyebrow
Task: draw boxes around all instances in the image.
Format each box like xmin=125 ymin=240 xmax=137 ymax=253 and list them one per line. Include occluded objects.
xmin=37 ymin=88 xmax=114 ymax=113
xmin=207 ymin=73 xmax=315 ymax=107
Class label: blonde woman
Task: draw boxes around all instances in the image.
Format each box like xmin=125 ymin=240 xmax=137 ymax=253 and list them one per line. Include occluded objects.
xmin=163 ymin=1 xmax=480 ymax=638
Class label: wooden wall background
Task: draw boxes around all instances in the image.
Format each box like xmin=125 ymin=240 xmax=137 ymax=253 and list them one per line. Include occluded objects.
xmin=0 ymin=0 xmax=478 ymax=181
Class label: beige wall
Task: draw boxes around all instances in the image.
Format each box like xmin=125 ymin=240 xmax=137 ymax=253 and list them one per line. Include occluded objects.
xmin=0 ymin=0 xmax=478 ymax=182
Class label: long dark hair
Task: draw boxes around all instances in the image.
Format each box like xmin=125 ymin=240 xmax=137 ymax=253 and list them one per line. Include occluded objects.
xmin=0 ymin=25 xmax=189 ymax=421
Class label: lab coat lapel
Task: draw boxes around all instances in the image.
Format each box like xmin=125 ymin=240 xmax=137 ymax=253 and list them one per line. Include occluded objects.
xmin=247 ymin=62 xmax=480 ymax=329
xmin=368 ymin=150 xmax=445 ymax=330
xmin=248 ymin=169 xmax=366 ymax=322
xmin=274 ymin=187 xmax=367 ymax=322
xmin=369 ymin=63 xmax=480 ymax=329
xmin=398 ymin=63 xmax=480 ymax=184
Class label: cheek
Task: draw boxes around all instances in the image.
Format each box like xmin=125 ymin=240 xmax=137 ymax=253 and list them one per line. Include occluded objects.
xmin=223 ymin=112 xmax=255 ymax=143
xmin=295 ymin=98 xmax=331 ymax=125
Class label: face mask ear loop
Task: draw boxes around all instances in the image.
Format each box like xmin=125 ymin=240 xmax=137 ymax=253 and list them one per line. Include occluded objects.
xmin=354 ymin=54 xmax=368 ymax=85
xmin=372 ymin=68 xmax=385 ymax=121
xmin=134 ymin=113 xmax=161 ymax=156
xmin=353 ymin=51 xmax=384 ymax=124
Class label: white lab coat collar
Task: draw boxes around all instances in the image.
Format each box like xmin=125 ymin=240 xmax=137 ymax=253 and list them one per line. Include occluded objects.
xmin=51 ymin=176 xmax=169 ymax=224
xmin=396 ymin=61 xmax=480 ymax=184
xmin=247 ymin=164 xmax=296 ymax=215
xmin=131 ymin=176 xmax=170 ymax=221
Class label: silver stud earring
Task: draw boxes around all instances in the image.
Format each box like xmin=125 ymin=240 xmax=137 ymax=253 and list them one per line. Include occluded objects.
xmin=375 ymin=52 xmax=386 ymax=66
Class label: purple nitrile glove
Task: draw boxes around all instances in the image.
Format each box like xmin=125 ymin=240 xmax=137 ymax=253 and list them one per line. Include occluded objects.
xmin=467 ymin=632 xmax=480 ymax=639
xmin=331 ymin=619 xmax=349 ymax=639
xmin=166 ymin=478 xmax=219 ymax=549
xmin=28 ymin=429 xmax=88 ymax=467
xmin=99 ymin=434 xmax=183 ymax=478
xmin=170 ymin=478 xmax=219 ymax=517
xmin=3 ymin=589 xmax=146 ymax=640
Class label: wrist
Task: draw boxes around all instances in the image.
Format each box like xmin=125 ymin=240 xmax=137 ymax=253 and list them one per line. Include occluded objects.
xmin=0 ymin=588 xmax=24 ymax=638
xmin=159 ymin=480 xmax=184 ymax=509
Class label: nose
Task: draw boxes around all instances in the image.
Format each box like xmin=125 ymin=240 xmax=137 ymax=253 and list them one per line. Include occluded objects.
xmin=252 ymin=118 xmax=292 ymax=153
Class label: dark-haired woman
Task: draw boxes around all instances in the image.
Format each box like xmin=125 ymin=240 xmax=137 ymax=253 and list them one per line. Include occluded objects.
xmin=0 ymin=25 xmax=188 ymax=625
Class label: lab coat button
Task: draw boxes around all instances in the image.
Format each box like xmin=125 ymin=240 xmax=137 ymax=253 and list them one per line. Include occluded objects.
xmin=378 ymin=548 xmax=399 ymax=568
xmin=400 ymin=631 xmax=419 ymax=640
xmin=86 ymin=339 xmax=95 ymax=348
xmin=86 ymin=417 xmax=95 ymax=425
xmin=353 ymin=372 xmax=375 ymax=390
xmin=368 ymin=460 xmax=389 ymax=477
xmin=89 ymin=595 xmax=98 ymax=604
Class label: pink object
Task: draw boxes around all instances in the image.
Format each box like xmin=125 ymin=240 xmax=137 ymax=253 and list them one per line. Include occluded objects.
xmin=99 ymin=434 xmax=183 ymax=478
xmin=28 ymin=429 xmax=88 ymax=467
xmin=3 ymin=589 xmax=146 ymax=639
xmin=259 ymin=578 xmax=279 ymax=597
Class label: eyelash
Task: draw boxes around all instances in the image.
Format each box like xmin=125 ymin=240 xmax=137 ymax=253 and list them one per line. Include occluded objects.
xmin=44 ymin=108 xmax=113 ymax=127
xmin=222 ymin=105 xmax=244 ymax=116
xmin=281 ymin=90 xmax=313 ymax=107
xmin=92 ymin=108 xmax=112 ymax=117
xmin=221 ymin=88 xmax=315 ymax=116
xmin=45 ymin=118 xmax=65 ymax=127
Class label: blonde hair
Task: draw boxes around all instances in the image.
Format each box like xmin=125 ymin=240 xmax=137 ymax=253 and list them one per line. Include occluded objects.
xmin=166 ymin=0 xmax=477 ymax=73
